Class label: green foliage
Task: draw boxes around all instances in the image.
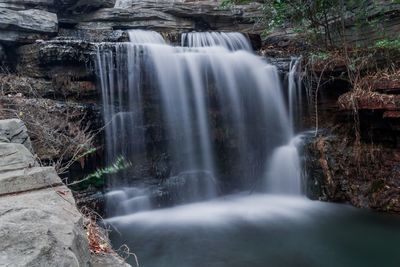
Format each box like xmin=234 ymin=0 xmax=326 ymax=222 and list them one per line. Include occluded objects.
xmin=372 ymin=38 xmax=400 ymax=50
xmin=309 ymin=51 xmax=330 ymax=61
xmin=223 ymin=0 xmax=393 ymax=48
xmin=68 ymin=156 xmax=132 ymax=190
xmin=223 ymin=0 xmax=345 ymax=46
xmin=73 ymin=147 xmax=98 ymax=162
xmin=220 ymin=0 xmax=251 ymax=8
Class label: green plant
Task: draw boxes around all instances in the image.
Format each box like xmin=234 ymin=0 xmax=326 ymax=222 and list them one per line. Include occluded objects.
xmin=372 ymin=38 xmax=400 ymax=50
xmin=68 ymin=156 xmax=132 ymax=189
xmin=309 ymin=51 xmax=330 ymax=61
xmin=224 ymin=0 xmax=391 ymax=49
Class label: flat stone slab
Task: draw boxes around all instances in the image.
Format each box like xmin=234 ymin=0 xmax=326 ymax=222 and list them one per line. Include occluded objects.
xmin=0 ymin=166 xmax=62 ymax=196
xmin=0 ymin=8 xmax=58 ymax=33
xmin=0 ymin=8 xmax=58 ymax=43
xmin=0 ymin=143 xmax=37 ymax=173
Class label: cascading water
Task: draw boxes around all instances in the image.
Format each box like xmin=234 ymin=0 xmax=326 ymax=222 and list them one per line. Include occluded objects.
xmin=93 ymin=31 xmax=400 ymax=267
xmin=96 ymin=30 xmax=297 ymax=209
xmin=96 ymin=30 xmax=304 ymax=245
xmin=265 ymin=57 xmax=304 ymax=195
xmin=94 ymin=31 xmax=400 ymax=267
xmin=182 ymin=32 xmax=253 ymax=51
xmin=288 ymin=57 xmax=303 ymax=128
xmin=127 ymin=29 xmax=166 ymax=44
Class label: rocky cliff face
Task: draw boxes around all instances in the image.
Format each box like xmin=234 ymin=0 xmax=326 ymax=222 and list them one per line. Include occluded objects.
xmin=303 ymin=56 xmax=400 ymax=213
xmin=330 ymin=0 xmax=400 ymax=47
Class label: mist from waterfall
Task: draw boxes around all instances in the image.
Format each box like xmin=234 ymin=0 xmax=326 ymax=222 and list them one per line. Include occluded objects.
xmin=96 ymin=30 xmax=303 ymax=218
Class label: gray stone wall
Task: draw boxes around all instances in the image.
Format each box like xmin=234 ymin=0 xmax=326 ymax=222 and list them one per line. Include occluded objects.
xmin=330 ymin=0 xmax=400 ymax=47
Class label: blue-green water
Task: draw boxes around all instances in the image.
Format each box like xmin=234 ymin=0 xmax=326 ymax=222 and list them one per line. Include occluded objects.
xmin=107 ymin=195 xmax=400 ymax=267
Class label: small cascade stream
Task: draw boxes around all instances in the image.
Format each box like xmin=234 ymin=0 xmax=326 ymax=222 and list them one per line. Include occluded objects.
xmin=95 ymin=30 xmax=400 ymax=267
xmin=265 ymin=57 xmax=304 ymax=195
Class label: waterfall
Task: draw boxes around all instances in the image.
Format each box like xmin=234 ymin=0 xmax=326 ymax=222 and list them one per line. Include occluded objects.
xmin=288 ymin=57 xmax=303 ymax=129
xmin=265 ymin=136 xmax=302 ymax=194
xmin=182 ymin=32 xmax=253 ymax=51
xmin=96 ymin=30 xmax=302 ymax=217
xmin=265 ymin=57 xmax=303 ymax=195
xmin=127 ymin=30 xmax=166 ymax=44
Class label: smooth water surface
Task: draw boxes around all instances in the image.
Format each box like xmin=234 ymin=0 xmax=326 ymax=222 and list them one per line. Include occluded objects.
xmin=107 ymin=195 xmax=400 ymax=267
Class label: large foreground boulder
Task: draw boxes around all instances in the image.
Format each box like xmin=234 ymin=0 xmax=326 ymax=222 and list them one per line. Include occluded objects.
xmin=0 ymin=119 xmax=130 ymax=266
xmin=0 ymin=187 xmax=91 ymax=266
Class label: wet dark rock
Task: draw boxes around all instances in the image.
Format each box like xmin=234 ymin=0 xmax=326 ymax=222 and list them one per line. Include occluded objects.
xmin=247 ymin=33 xmax=262 ymax=50
xmin=57 ymin=28 xmax=128 ymax=42
xmin=265 ymin=57 xmax=293 ymax=73
xmin=306 ymin=133 xmax=400 ymax=213
xmin=74 ymin=187 xmax=106 ymax=213
xmin=302 ymin=67 xmax=400 ymax=213
xmin=263 ymin=31 xmax=305 ymax=48
xmin=16 ymin=40 xmax=97 ymax=79
xmin=59 ymin=0 xmax=116 ymax=15
xmin=0 ymin=43 xmax=5 ymax=62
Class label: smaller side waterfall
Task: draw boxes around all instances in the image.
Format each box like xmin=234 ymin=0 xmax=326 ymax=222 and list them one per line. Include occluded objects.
xmin=265 ymin=57 xmax=304 ymax=195
xmin=288 ymin=57 xmax=303 ymax=128
xmin=182 ymin=32 xmax=253 ymax=51
xmin=265 ymin=135 xmax=303 ymax=194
